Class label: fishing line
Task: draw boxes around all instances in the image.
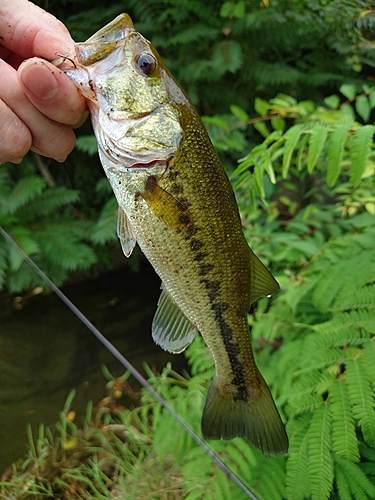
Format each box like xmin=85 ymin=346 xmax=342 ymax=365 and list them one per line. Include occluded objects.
xmin=0 ymin=226 xmax=260 ymax=500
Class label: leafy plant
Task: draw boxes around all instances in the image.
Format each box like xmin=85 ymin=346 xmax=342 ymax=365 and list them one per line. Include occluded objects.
xmin=0 ymin=159 xmax=97 ymax=292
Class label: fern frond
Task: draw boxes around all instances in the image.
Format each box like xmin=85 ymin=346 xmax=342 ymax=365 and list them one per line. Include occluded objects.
xmin=7 ymin=227 xmax=40 ymax=272
xmin=311 ymin=258 xmax=349 ymax=312
xmin=359 ymin=441 xmax=375 ymax=462
xmin=345 ymin=357 xmax=375 ymax=448
xmin=312 ymin=326 xmax=370 ymax=350
xmin=16 ymin=187 xmax=80 ymax=222
xmin=7 ymin=261 xmax=36 ymax=293
xmin=335 ymin=457 xmax=375 ymax=500
xmin=335 ymin=284 xmax=375 ymax=311
xmin=3 ymin=176 xmax=45 ymax=214
xmin=349 ymin=125 xmax=375 ymax=186
xmin=326 ymin=122 xmax=352 ymax=186
xmin=329 ymin=378 xmax=360 ymax=462
xmin=91 ymin=197 xmax=118 ymax=244
xmin=251 ymin=454 xmax=286 ymax=500
xmin=211 ymin=40 xmax=243 ymax=75
xmin=363 ymin=341 xmax=375 ymax=385
xmin=286 ymin=415 xmax=311 ymax=500
xmin=35 ymin=225 xmax=97 ymax=271
xmin=75 ymin=135 xmax=98 ymax=155
xmin=313 ymin=310 xmax=375 ymax=338
xmin=165 ymin=24 xmax=218 ymax=46
xmin=182 ymin=446 xmax=234 ymax=500
xmin=334 ymin=460 xmax=353 ymax=500
xmin=286 ymin=393 xmax=322 ymax=417
xmin=307 ymin=124 xmax=329 ymax=174
xmin=308 ymin=404 xmax=334 ymax=500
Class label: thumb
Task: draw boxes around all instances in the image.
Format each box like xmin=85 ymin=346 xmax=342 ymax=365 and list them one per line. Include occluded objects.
xmin=18 ymin=58 xmax=88 ymax=127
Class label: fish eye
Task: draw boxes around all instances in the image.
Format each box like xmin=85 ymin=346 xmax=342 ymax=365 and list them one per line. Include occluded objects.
xmin=135 ymin=53 xmax=156 ymax=75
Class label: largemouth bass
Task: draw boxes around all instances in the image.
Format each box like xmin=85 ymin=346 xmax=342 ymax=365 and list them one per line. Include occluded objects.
xmin=62 ymin=14 xmax=288 ymax=456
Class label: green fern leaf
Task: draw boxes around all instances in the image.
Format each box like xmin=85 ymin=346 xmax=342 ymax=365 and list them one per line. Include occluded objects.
xmin=312 ymin=326 xmax=369 ymax=350
xmin=334 ymin=460 xmax=353 ymax=500
xmin=3 ymin=176 xmax=45 ymax=214
xmin=211 ymin=40 xmax=242 ymax=75
xmin=308 ymin=404 xmax=334 ymax=500
xmin=334 ymin=284 xmax=375 ymax=311
xmin=326 ymin=122 xmax=352 ymax=186
xmin=7 ymin=261 xmax=36 ymax=293
xmin=91 ymin=197 xmax=118 ymax=244
xmin=16 ymin=187 xmax=80 ymax=222
xmin=7 ymin=226 xmax=40 ymax=271
xmin=166 ymin=24 xmax=218 ymax=46
xmin=346 ymin=357 xmax=375 ymax=448
xmin=335 ymin=457 xmax=375 ymax=499
xmin=363 ymin=341 xmax=375 ymax=385
xmin=359 ymin=441 xmax=375 ymax=462
xmin=75 ymin=135 xmax=98 ymax=155
xmin=311 ymin=257 xmax=348 ymax=312
xmin=329 ymin=378 xmax=359 ymax=462
xmin=36 ymin=225 xmax=97 ymax=271
xmin=349 ymin=125 xmax=375 ymax=186
xmin=282 ymin=125 xmax=304 ymax=178
xmin=314 ymin=310 xmax=375 ymax=338
xmin=251 ymin=453 xmax=286 ymax=500
xmin=286 ymin=416 xmax=310 ymax=500
xmin=307 ymin=124 xmax=329 ymax=174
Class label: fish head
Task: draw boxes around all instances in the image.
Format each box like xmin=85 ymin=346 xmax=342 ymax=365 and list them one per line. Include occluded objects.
xmin=62 ymin=14 xmax=187 ymax=170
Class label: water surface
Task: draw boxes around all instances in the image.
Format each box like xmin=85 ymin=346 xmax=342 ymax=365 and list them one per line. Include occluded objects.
xmin=0 ymin=260 xmax=186 ymax=473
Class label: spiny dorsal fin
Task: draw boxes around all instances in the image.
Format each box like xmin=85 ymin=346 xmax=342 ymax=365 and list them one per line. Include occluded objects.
xmin=117 ymin=206 xmax=136 ymax=257
xmin=152 ymin=286 xmax=197 ymax=353
xmin=249 ymin=247 xmax=279 ymax=304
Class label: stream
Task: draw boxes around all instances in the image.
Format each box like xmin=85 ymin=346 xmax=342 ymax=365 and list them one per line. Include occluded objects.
xmin=0 ymin=258 xmax=187 ymax=473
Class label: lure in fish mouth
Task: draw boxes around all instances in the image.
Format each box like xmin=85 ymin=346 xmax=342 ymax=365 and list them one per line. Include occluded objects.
xmin=60 ymin=14 xmax=289 ymax=457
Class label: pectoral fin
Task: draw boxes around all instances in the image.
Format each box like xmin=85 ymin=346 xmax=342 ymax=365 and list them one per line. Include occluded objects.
xmin=249 ymin=248 xmax=279 ymax=304
xmin=140 ymin=176 xmax=194 ymax=230
xmin=117 ymin=206 xmax=136 ymax=257
xmin=152 ymin=286 xmax=197 ymax=354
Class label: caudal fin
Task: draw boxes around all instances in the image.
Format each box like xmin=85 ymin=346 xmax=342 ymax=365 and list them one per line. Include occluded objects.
xmin=201 ymin=377 xmax=288 ymax=456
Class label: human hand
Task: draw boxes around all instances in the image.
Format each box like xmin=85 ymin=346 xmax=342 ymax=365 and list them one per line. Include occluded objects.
xmin=0 ymin=0 xmax=87 ymax=164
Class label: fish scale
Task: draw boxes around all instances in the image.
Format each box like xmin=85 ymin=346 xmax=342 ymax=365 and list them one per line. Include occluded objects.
xmin=61 ymin=13 xmax=288 ymax=456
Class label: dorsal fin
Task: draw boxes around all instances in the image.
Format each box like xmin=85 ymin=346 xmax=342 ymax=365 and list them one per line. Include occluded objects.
xmin=249 ymin=247 xmax=279 ymax=304
xmin=117 ymin=206 xmax=136 ymax=257
xmin=152 ymin=286 xmax=196 ymax=354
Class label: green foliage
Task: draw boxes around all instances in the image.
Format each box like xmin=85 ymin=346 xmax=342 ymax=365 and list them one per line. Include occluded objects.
xmin=0 ymin=159 xmax=98 ymax=292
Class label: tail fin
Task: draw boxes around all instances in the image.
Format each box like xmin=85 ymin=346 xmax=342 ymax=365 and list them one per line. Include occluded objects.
xmin=201 ymin=376 xmax=288 ymax=456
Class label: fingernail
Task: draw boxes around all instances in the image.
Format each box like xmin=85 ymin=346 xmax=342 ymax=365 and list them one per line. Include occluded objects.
xmin=19 ymin=61 xmax=59 ymax=100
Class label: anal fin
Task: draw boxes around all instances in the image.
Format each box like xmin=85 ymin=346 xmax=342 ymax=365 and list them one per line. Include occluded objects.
xmin=152 ymin=286 xmax=196 ymax=354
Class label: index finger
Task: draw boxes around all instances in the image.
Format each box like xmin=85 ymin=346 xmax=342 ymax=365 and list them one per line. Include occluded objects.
xmin=0 ymin=0 xmax=74 ymax=60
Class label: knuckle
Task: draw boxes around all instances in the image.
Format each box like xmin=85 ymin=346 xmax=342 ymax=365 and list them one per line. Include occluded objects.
xmin=0 ymin=105 xmax=32 ymax=160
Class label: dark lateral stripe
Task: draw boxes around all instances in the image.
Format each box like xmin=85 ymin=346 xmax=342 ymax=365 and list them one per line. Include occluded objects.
xmin=211 ymin=302 xmax=248 ymax=401
xmin=184 ymin=225 xmax=199 ymax=240
xmin=190 ymin=238 xmax=204 ymax=251
xmin=199 ymin=263 xmax=214 ymax=276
